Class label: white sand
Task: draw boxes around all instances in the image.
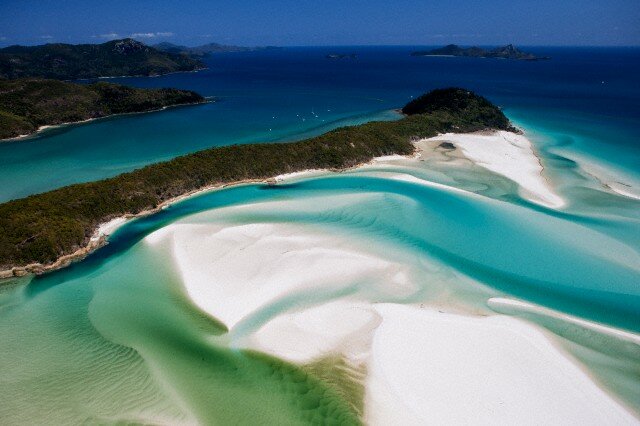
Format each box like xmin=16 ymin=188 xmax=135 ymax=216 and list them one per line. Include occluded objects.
xmin=610 ymin=185 xmax=640 ymax=201
xmin=90 ymin=217 xmax=127 ymax=242
xmin=488 ymin=297 xmax=640 ymax=345
xmin=249 ymin=300 xmax=380 ymax=364
xmin=365 ymin=304 xmax=637 ymax=425
xmin=428 ymin=131 xmax=565 ymax=208
xmin=138 ymin=146 xmax=639 ymax=423
xmin=248 ymin=298 xmax=639 ymax=424
xmin=274 ymin=170 xmax=325 ymax=182
xmin=572 ymin=155 xmax=640 ymax=201
xmin=272 ymin=154 xmax=413 ymax=182
xmin=145 ymin=216 xmax=639 ymax=424
xmin=150 ymin=221 xmax=415 ymax=331
xmin=370 ymin=154 xmax=411 ymax=163
xmin=386 ymin=172 xmax=480 ymax=197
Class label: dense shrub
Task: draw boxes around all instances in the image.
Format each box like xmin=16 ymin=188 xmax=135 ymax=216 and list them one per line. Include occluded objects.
xmin=401 ymin=87 xmax=514 ymax=131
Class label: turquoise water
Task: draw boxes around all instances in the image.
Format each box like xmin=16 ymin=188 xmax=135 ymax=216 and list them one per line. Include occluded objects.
xmin=1 ymin=46 xmax=639 ymax=202
xmin=0 ymin=236 xmax=361 ymax=424
xmin=1 ymin=47 xmax=639 ymax=422
xmin=2 ymin=149 xmax=640 ymax=422
xmin=0 ymin=100 xmax=398 ymax=202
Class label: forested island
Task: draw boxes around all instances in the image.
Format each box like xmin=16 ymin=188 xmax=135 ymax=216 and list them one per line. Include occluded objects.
xmin=0 ymin=78 xmax=206 ymax=139
xmin=411 ymin=44 xmax=549 ymax=61
xmin=153 ymin=41 xmax=278 ymax=58
xmin=0 ymin=38 xmax=206 ymax=80
xmin=0 ymin=88 xmax=513 ymax=275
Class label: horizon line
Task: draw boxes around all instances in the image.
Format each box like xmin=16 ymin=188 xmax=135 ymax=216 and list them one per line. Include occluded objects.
xmin=1 ymin=40 xmax=640 ymax=49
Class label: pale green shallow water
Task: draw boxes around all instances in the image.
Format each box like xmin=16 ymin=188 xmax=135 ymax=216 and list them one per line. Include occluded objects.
xmin=1 ymin=120 xmax=639 ymax=423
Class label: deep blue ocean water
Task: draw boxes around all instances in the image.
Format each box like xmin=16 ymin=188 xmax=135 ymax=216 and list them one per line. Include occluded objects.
xmin=0 ymin=46 xmax=638 ymax=201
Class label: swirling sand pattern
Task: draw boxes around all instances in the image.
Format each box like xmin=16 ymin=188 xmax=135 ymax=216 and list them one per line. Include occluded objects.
xmin=0 ymin=131 xmax=639 ymax=423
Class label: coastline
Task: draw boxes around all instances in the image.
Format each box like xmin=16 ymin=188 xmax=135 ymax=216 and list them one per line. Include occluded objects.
xmin=3 ymin=124 xmax=636 ymax=280
xmin=0 ymin=176 xmax=273 ymax=279
xmin=0 ymin=128 xmax=571 ymax=280
xmin=0 ymin=169 xmax=355 ymax=280
xmin=0 ymin=145 xmax=423 ymax=280
xmin=0 ymin=98 xmax=213 ymax=142
xmin=93 ymin=66 xmax=208 ymax=80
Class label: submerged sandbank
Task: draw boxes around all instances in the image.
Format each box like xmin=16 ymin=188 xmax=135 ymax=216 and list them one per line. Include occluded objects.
xmin=570 ymin=153 xmax=640 ymax=201
xmin=143 ymin=207 xmax=639 ymax=423
xmin=488 ymin=297 xmax=640 ymax=345
xmin=146 ymin=216 xmax=416 ymax=333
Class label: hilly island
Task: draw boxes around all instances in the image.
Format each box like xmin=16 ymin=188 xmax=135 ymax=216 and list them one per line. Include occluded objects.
xmin=153 ymin=41 xmax=278 ymax=58
xmin=0 ymin=88 xmax=512 ymax=275
xmin=0 ymin=78 xmax=206 ymax=139
xmin=411 ymin=44 xmax=549 ymax=60
xmin=0 ymin=38 xmax=206 ymax=80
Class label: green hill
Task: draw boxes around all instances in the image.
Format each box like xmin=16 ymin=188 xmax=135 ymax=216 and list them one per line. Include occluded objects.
xmin=0 ymin=78 xmax=206 ymax=139
xmin=402 ymin=88 xmax=515 ymax=131
xmin=0 ymin=38 xmax=206 ymax=80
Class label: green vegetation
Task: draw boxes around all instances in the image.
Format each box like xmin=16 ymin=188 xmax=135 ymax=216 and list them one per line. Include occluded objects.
xmin=411 ymin=44 xmax=549 ymax=61
xmin=0 ymin=38 xmax=205 ymax=80
xmin=0 ymin=78 xmax=205 ymax=139
xmin=0 ymin=88 xmax=512 ymax=271
xmin=402 ymin=87 xmax=515 ymax=131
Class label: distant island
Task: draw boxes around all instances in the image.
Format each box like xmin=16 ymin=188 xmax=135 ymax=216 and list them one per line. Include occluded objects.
xmin=411 ymin=44 xmax=549 ymax=61
xmin=0 ymin=88 xmax=512 ymax=275
xmin=326 ymin=53 xmax=358 ymax=60
xmin=153 ymin=42 xmax=280 ymax=58
xmin=0 ymin=78 xmax=205 ymax=139
xmin=0 ymin=38 xmax=206 ymax=80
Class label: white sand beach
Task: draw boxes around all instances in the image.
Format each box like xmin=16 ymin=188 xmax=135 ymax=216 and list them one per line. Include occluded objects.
xmin=274 ymin=170 xmax=327 ymax=182
xmin=144 ymin=211 xmax=639 ymax=424
xmin=420 ymin=130 xmax=566 ymax=208
xmin=147 ymin=220 xmax=416 ymax=332
xmin=365 ymin=304 xmax=637 ymax=425
xmin=250 ymin=300 xmax=380 ymax=364
xmin=428 ymin=131 xmax=565 ymax=208
xmin=90 ymin=217 xmax=128 ymax=242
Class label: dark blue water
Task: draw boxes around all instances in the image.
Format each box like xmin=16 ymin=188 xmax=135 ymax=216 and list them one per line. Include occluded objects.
xmin=0 ymin=46 xmax=639 ymax=201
